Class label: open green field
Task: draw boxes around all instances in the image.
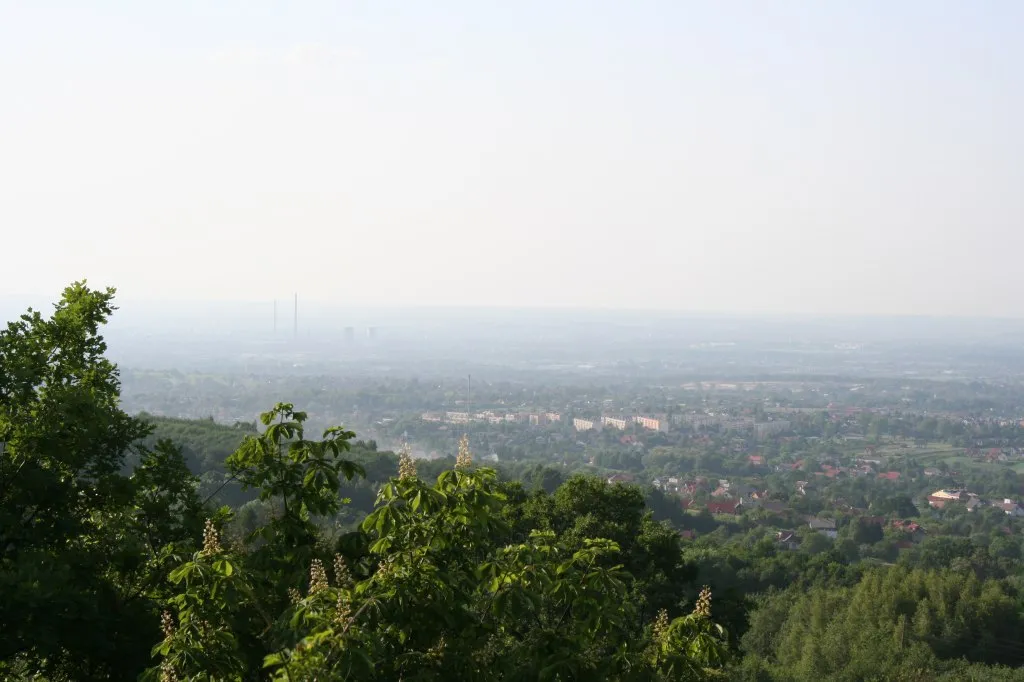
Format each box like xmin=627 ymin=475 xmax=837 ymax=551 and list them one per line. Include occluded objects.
xmin=861 ymin=439 xmax=1022 ymax=474
xmin=872 ymin=441 xmax=958 ymax=458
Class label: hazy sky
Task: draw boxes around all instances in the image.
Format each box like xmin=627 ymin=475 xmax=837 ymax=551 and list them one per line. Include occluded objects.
xmin=2 ymin=1 xmax=1022 ymax=316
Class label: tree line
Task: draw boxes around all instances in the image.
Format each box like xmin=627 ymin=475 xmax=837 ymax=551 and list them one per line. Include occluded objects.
xmin=0 ymin=284 xmax=727 ymax=680
xmin=4 ymin=284 xmax=1024 ymax=680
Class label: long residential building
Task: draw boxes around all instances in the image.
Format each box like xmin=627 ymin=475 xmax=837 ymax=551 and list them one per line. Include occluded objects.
xmin=754 ymin=420 xmax=790 ymax=439
xmin=602 ymin=416 xmax=630 ymax=430
xmin=573 ymin=417 xmax=597 ymax=432
xmin=678 ymin=414 xmax=719 ymax=428
xmin=634 ymin=415 xmax=666 ymax=431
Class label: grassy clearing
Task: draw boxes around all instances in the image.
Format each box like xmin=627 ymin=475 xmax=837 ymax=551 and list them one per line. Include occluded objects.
xmin=868 ymin=439 xmax=1024 ymax=474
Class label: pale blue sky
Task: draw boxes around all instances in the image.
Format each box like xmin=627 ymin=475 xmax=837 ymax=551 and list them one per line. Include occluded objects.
xmin=1 ymin=1 xmax=1022 ymax=315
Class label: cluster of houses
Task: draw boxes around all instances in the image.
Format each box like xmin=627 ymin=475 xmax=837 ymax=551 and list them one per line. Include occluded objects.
xmin=651 ymin=475 xmax=686 ymax=493
xmin=640 ymin=473 xmax=1024 ymax=552
xmin=422 ymin=411 xmax=563 ymax=426
xmin=927 ymin=489 xmax=1024 ymax=516
xmin=964 ymin=447 xmax=1024 ymax=464
xmin=647 ymin=472 xmax=1024 ymax=549
xmin=659 ymin=477 xmax=1024 ymax=520
xmin=783 ymin=456 xmax=902 ymax=482
xmin=650 ymin=475 xmax=786 ymax=516
xmin=771 ymin=516 xmax=926 ymax=551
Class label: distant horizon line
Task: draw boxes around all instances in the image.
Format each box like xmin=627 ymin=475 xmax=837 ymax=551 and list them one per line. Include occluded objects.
xmin=4 ymin=294 xmax=1024 ymax=323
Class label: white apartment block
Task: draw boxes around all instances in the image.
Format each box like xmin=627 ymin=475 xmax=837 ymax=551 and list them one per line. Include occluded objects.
xmin=678 ymin=414 xmax=719 ymax=428
xmin=601 ymin=416 xmax=630 ymax=430
xmin=573 ymin=418 xmax=597 ymax=432
xmin=634 ymin=415 xmax=666 ymax=431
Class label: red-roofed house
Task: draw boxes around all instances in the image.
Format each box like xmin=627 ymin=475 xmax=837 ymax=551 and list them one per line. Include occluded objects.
xmin=892 ymin=519 xmax=922 ymax=533
xmin=748 ymin=455 xmax=765 ymax=466
xmin=707 ymin=500 xmax=741 ymax=515
xmin=878 ymin=471 xmax=901 ymax=481
xmin=891 ymin=519 xmax=925 ymax=542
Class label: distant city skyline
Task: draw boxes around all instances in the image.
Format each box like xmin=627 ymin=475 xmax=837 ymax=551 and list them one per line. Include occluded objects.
xmin=11 ymin=292 xmax=1024 ymax=327
xmin=2 ymin=2 xmax=1023 ymax=316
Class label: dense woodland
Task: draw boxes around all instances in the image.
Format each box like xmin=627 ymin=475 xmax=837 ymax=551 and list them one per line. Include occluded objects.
xmin=5 ymin=284 xmax=1024 ymax=680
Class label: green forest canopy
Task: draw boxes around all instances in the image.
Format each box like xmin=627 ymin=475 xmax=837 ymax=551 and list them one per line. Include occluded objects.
xmin=2 ymin=283 xmax=1024 ymax=681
